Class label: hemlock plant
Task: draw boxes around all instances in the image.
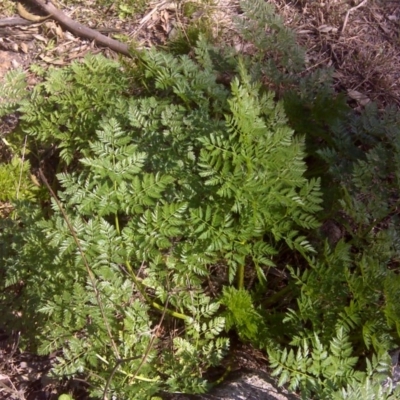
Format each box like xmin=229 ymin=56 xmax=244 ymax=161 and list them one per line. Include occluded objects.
xmin=0 ymin=40 xmax=322 ymax=396
xmin=0 ymin=41 xmax=323 ymax=398
xmin=0 ymin=1 xmax=399 ymax=399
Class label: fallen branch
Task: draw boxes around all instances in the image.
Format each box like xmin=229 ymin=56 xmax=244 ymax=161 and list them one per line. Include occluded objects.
xmin=0 ymin=17 xmax=34 ymax=27
xmin=20 ymin=0 xmax=132 ymax=57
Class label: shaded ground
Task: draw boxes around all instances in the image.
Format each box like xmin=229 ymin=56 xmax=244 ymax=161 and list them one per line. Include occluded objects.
xmin=273 ymin=0 xmax=400 ymax=108
xmin=0 ymin=0 xmax=399 ymax=398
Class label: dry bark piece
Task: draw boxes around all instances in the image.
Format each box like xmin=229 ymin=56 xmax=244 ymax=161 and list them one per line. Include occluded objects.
xmin=17 ymin=2 xmax=50 ymax=22
xmin=13 ymin=0 xmax=132 ymax=57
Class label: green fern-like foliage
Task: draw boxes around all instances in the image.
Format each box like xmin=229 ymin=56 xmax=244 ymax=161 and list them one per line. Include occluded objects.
xmin=14 ymin=55 xmax=130 ymax=164
xmin=236 ymin=0 xmax=305 ymax=85
xmin=1 ymin=2 xmax=399 ymax=398
xmin=335 ymin=378 xmax=400 ymax=400
xmin=319 ymin=102 xmax=400 ymax=342
xmin=220 ymin=287 xmax=268 ymax=346
xmin=319 ymin=103 xmax=400 ymax=228
xmin=0 ymin=37 xmax=323 ymax=398
xmin=0 ymin=156 xmax=38 ymax=202
xmin=272 ymin=238 xmax=400 ymax=397
xmin=0 ymin=68 xmax=27 ymax=117
xmin=268 ymin=332 xmax=395 ymax=399
xmin=264 ymin=101 xmax=400 ymax=399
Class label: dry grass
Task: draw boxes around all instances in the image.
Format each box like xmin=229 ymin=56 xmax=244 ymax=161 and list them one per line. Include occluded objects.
xmin=5 ymin=0 xmax=397 ymax=109
xmin=268 ymin=0 xmax=400 ymax=107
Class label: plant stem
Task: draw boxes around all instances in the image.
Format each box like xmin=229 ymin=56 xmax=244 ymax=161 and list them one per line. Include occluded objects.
xmin=125 ymin=260 xmax=190 ymax=321
xmin=262 ymin=284 xmax=293 ymax=308
xmin=237 ymin=264 xmax=244 ymax=290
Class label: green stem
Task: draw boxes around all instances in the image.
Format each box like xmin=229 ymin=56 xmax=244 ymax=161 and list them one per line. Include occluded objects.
xmin=112 ymin=177 xmax=188 ymax=320
xmin=125 ymin=260 xmax=189 ymax=321
xmin=237 ymin=263 xmax=244 ymax=290
xmin=262 ymin=284 xmax=293 ymax=308
xmin=212 ymin=364 xmax=232 ymax=387
xmin=114 ymin=182 xmax=121 ymax=235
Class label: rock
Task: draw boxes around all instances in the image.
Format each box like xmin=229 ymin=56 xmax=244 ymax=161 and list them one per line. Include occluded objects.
xmin=164 ymin=370 xmax=299 ymax=400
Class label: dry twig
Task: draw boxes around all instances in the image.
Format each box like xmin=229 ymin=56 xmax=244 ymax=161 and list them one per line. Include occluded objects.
xmin=341 ymin=0 xmax=368 ymax=35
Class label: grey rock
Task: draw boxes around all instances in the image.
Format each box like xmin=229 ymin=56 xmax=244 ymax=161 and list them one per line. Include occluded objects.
xmin=164 ymin=370 xmax=299 ymax=400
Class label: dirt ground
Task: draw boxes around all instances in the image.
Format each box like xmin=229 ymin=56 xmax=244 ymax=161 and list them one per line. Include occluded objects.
xmin=0 ymin=0 xmax=399 ymax=398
